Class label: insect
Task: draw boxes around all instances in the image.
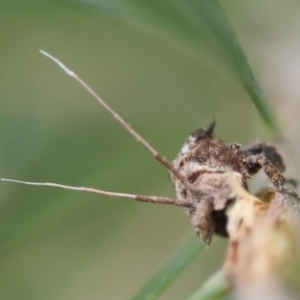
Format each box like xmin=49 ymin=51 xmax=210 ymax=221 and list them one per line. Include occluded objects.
xmin=170 ymin=121 xmax=292 ymax=243
xmin=2 ymin=51 xmax=298 ymax=245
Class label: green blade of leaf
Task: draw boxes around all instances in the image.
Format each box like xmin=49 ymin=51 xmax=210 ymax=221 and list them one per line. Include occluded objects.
xmin=185 ymin=270 xmax=231 ymax=300
xmin=190 ymin=0 xmax=277 ymax=131
xmin=132 ymin=235 xmax=205 ymax=300
xmin=68 ymin=0 xmax=277 ymax=131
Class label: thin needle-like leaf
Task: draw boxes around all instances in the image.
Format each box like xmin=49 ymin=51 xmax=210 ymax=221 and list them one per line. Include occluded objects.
xmin=132 ymin=236 xmax=205 ymax=300
xmin=185 ymin=270 xmax=230 ymax=300
xmin=68 ymin=0 xmax=277 ymax=131
xmin=190 ymin=0 xmax=277 ymax=131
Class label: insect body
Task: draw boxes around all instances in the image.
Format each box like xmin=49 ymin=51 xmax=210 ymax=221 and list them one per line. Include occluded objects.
xmin=171 ymin=122 xmax=244 ymax=243
xmin=171 ymin=122 xmax=290 ymax=243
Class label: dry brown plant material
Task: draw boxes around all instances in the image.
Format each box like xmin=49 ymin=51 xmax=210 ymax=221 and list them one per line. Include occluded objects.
xmin=224 ymin=188 xmax=299 ymax=281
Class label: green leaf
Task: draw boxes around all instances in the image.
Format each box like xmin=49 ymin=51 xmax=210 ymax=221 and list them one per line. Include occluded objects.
xmin=65 ymin=0 xmax=277 ymax=131
xmin=185 ymin=270 xmax=230 ymax=300
xmin=132 ymin=235 xmax=205 ymax=300
xmin=190 ymin=0 xmax=277 ymax=131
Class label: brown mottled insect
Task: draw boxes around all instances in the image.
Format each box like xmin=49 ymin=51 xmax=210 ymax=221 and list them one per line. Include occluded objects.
xmin=170 ymin=121 xmax=293 ymax=243
xmin=2 ymin=51 xmax=298 ymax=246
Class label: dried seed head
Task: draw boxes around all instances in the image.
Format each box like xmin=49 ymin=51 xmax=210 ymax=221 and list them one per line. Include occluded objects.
xmin=224 ymin=190 xmax=300 ymax=286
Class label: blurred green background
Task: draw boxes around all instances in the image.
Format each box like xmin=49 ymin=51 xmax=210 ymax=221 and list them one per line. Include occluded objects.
xmin=1 ymin=1 xmax=300 ymax=299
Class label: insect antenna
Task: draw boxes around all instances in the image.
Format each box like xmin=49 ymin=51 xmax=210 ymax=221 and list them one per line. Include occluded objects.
xmin=1 ymin=50 xmax=192 ymax=207
xmin=39 ymin=50 xmax=187 ymax=185
xmin=1 ymin=179 xmax=191 ymax=208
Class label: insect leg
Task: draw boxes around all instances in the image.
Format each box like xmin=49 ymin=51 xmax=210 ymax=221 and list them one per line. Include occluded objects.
xmin=244 ymin=154 xmax=284 ymax=189
xmin=243 ymin=142 xmax=285 ymax=174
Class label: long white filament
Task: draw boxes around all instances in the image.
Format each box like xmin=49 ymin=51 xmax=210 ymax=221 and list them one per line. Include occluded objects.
xmin=1 ymin=50 xmax=191 ymax=207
